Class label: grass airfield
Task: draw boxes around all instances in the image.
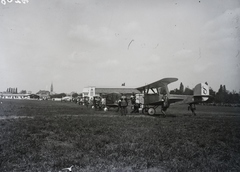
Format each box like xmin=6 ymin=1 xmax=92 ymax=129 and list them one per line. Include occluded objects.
xmin=0 ymin=99 xmax=240 ymax=172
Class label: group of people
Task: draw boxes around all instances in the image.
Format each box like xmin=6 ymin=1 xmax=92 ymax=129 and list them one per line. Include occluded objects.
xmin=117 ymin=93 xmax=141 ymax=116
xmin=117 ymin=92 xmax=170 ymax=117
xmin=78 ymin=92 xmax=172 ymax=116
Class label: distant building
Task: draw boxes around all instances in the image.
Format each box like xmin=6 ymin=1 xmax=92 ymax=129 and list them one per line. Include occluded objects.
xmin=0 ymin=93 xmax=39 ymax=100
xmin=82 ymin=87 xmax=140 ymax=99
xmin=36 ymin=90 xmax=50 ymax=100
xmin=19 ymin=90 xmax=27 ymax=94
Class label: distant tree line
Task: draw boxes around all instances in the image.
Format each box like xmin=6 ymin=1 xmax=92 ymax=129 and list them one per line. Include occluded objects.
xmin=170 ymin=82 xmax=240 ymax=104
xmin=50 ymin=93 xmax=67 ymax=98
xmin=170 ymin=82 xmax=194 ymax=95
xmin=212 ymin=85 xmax=240 ymax=104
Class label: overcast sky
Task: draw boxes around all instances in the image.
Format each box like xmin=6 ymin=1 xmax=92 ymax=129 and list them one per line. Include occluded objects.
xmin=0 ymin=0 xmax=239 ymax=94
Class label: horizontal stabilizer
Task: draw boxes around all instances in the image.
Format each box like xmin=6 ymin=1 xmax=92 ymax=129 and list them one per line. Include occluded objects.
xmin=169 ymin=83 xmax=211 ymax=105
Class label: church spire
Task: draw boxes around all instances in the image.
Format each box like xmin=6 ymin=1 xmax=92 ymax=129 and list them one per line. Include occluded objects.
xmin=50 ymin=82 xmax=53 ymax=92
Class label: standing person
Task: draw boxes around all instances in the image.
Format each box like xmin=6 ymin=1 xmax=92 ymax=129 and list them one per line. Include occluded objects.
xmin=161 ymin=93 xmax=169 ymax=117
xmin=89 ymin=97 xmax=93 ymax=108
xmin=131 ymin=97 xmax=140 ymax=113
xmin=130 ymin=92 xmax=136 ymax=105
xmin=116 ymin=98 xmax=121 ymax=112
xmin=92 ymin=97 xmax=96 ymax=108
xmin=188 ymin=103 xmax=196 ymax=116
xmin=130 ymin=92 xmax=136 ymax=113
xmin=120 ymin=94 xmax=128 ymax=116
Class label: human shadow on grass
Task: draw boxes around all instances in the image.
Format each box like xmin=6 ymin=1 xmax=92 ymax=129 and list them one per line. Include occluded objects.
xmin=140 ymin=113 xmax=177 ymax=118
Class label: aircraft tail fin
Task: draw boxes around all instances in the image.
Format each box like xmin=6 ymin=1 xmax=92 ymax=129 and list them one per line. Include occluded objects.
xmin=193 ymin=83 xmax=210 ymax=102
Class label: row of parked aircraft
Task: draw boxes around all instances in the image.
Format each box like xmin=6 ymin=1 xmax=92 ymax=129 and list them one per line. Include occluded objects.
xmin=74 ymin=77 xmax=210 ymax=116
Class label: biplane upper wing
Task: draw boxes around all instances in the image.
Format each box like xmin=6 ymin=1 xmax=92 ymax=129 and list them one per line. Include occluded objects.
xmin=136 ymin=78 xmax=178 ymax=92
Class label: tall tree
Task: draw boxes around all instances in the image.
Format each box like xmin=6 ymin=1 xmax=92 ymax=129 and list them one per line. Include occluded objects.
xmin=219 ymin=85 xmax=223 ymax=93
xmin=209 ymin=87 xmax=216 ymax=96
xmin=215 ymin=85 xmax=229 ymax=103
xmin=72 ymin=93 xmax=79 ymax=98
xmin=184 ymin=87 xmax=193 ymax=95
xmin=223 ymin=85 xmax=226 ymax=93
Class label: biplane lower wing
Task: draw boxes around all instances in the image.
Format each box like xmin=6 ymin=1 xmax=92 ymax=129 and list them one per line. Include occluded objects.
xmin=168 ymin=95 xmax=192 ymax=104
xmin=169 ymin=95 xmax=211 ymax=105
xmin=146 ymin=95 xmax=210 ymax=105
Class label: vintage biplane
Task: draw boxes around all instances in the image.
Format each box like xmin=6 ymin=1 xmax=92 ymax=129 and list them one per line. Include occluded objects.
xmin=101 ymin=93 xmax=121 ymax=111
xmin=136 ymin=78 xmax=210 ymax=116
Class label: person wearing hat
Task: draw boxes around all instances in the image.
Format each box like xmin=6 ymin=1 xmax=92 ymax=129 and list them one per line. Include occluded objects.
xmin=120 ymin=94 xmax=128 ymax=116
xmin=161 ymin=91 xmax=169 ymax=117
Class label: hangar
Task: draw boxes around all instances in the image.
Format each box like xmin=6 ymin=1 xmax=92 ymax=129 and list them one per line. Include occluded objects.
xmin=0 ymin=93 xmax=40 ymax=100
xmin=82 ymin=87 xmax=140 ymax=99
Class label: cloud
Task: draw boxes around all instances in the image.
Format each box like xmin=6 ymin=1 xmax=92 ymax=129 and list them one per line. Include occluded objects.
xmin=175 ymin=49 xmax=193 ymax=58
xmin=97 ymin=59 xmax=120 ymax=69
xmin=193 ymin=62 xmax=214 ymax=73
xmin=67 ymin=51 xmax=93 ymax=63
xmin=122 ymin=21 xmax=141 ymax=33
xmin=201 ymin=7 xmax=240 ymax=51
xmin=68 ymin=24 xmax=116 ymax=47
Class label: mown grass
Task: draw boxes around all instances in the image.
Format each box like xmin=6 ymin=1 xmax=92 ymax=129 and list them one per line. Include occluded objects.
xmin=0 ymin=99 xmax=240 ymax=171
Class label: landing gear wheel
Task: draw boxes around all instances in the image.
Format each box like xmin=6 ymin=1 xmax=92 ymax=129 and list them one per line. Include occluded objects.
xmin=142 ymin=107 xmax=149 ymax=115
xmin=148 ymin=108 xmax=155 ymax=116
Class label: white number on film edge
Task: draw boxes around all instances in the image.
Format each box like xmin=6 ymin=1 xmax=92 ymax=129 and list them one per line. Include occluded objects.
xmin=21 ymin=0 xmax=29 ymax=4
xmin=1 ymin=0 xmax=6 ymax=5
xmin=15 ymin=0 xmax=21 ymax=3
xmin=1 ymin=0 xmax=29 ymax=4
